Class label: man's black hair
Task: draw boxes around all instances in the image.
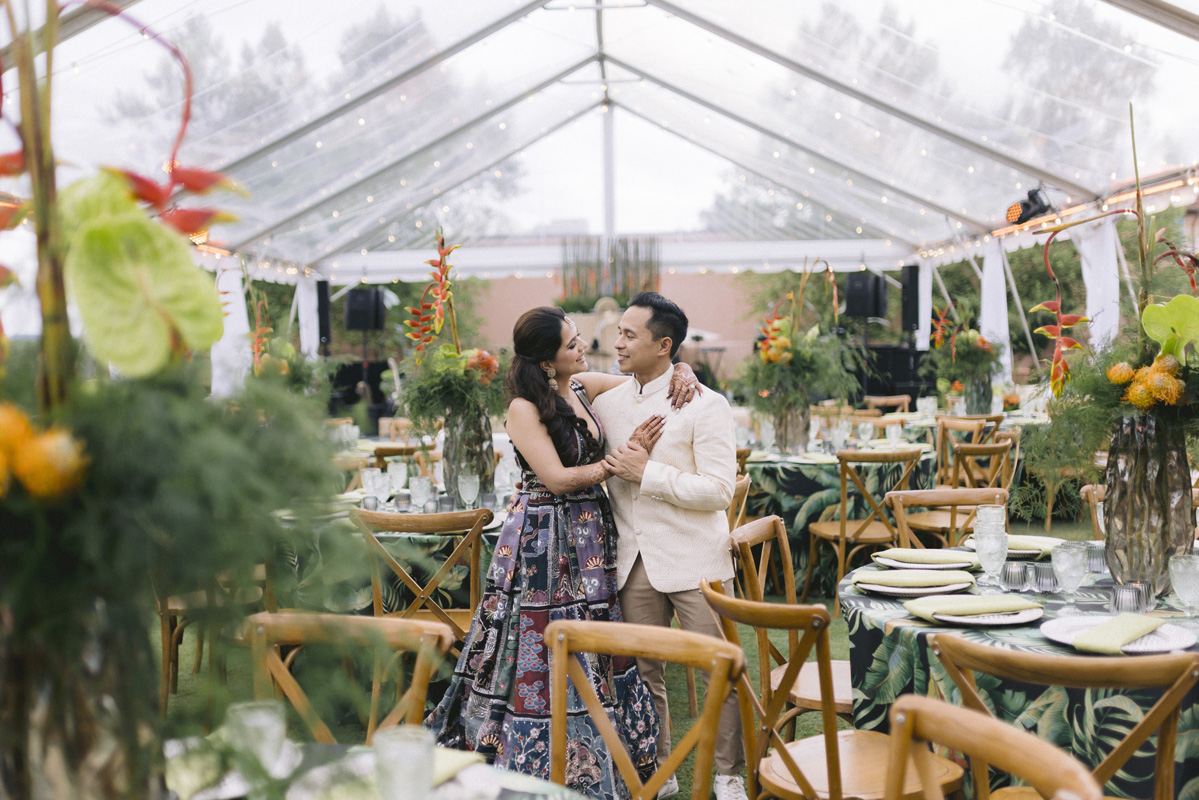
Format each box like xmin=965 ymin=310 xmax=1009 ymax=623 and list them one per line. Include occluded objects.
xmin=628 ymin=291 xmax=688 ymax=358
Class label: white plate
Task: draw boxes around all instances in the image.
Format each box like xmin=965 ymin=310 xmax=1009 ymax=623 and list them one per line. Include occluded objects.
xmin=874 ymin=556 xmax=975 ymax=571
xmin=931 ymin=607 xmax=1045 ymax=626
xmin=483 ymin=511 xmax=507 ymax=531
xmin=853 ymin=581 xmax=973 ymax=598
xmin=1040 ymin=615 xmax=1197 ymax=654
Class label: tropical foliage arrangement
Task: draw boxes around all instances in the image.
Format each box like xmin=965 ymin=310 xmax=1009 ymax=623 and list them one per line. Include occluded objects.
xmin=737 ymin=263 xmax=862 ymax=450
xmin=922 ymin=303 xmax=1002 ymax=411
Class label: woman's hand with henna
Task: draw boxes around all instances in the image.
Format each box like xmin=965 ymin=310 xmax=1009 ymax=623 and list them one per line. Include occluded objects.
xmin=627 ymin=414 xmax=666 ymax=454
xmin=666 ymin=362 xmax=702 ymax=410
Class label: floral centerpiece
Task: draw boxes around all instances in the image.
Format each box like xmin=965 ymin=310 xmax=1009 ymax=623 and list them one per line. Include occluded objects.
xmin=399 ymin=231 xmax=505 ymax=505
xmin=923 ymin=304 xmax=1002 ymax=414
xmin=737 ymin=264 xmax=862 ymax=452
xmin=0 ymin=5 xmax=338 ymax=796
xmin=1032 ymin=113 xmax=1199 ymax=594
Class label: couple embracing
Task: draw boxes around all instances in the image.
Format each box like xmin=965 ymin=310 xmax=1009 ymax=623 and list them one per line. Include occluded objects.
xmin=427 ymin=293 xmax=746 ymax=800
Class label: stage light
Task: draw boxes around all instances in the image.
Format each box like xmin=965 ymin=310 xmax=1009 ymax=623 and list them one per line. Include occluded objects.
xmin=1005 ymin=188 xmax=1052 ymax=224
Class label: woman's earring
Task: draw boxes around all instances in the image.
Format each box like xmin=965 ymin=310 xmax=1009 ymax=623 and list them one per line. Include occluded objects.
xmin=545 ymin=367 xmax=558 ymax=390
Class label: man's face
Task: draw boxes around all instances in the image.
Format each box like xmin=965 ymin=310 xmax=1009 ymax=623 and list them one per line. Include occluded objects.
xmin=615 ymin=306 xmax=668 ymax=375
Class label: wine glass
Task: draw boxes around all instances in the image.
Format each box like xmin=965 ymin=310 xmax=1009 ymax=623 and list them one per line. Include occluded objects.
xmin=361 ymin=468 xmax=389 ymax=509
xmin=409 ymin=476 xmax=432 ymax=512
xmin=457 ymin=475 xmax=480 ymax=510
xmin=973 ymin=526 xmax=1008 ymax=594
xmin=1051 ymin=542 xmax=1088 ymax=613
xmin=389 ymin=460 xmax=408 ymax=493
xmin=885 ymin=424 xmax=903 ymax=444
xmin=1169 ymin=554 xmax=1199 ymax=625
xmin=856 ymin=421 xmax=874 ymax=443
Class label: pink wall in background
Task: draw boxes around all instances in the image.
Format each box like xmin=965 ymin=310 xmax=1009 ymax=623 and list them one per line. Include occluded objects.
xmin=473 ymin=272 xmax=759 ymax=383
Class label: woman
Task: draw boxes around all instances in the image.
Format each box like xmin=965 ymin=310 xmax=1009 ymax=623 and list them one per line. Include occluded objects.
xmin=427 ymin=307 xmax=697 ymax=800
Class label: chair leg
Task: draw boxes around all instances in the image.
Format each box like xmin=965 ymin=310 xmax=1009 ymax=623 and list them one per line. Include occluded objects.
xmin=833 ymin=543 xmax=846 ymax=619
xmin=159 ymin=615 xmax=173 ymax=715
xmin=192 ymin=627 xmax=204 ymax=674
xmin=685 ymin=665 xmax=699 ymax=718
xmin=800 ymin=535 xmax=819 ymax=603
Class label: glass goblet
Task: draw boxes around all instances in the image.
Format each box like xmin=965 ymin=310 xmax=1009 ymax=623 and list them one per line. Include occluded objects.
xmin=973 ymin=526 xmax=1008 ymax=595
xmin=409 ymin=476 xmax=432 ymax=511
xmin=856 ymin=421 xmax=875 ymax=443
xmin=361 ymin=468 xmax=389 ymax=508
xmin=1169 ymin=554 xmax=1199 ymax=625
xmin=389 ymin=461 xmax=408 ymax=495
xmin=1051 ymin=542 xmax=1088 ymax=613
xmin=457 ymin=474 xmax=480 ymax=510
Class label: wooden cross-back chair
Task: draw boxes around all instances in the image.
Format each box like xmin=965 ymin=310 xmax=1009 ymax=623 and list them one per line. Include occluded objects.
xmin=731 ymin=516 xmax=853 ymax=721
xmin=956 ymin=413 xmax=1005 ymax=443
xmin=931 ymin=633 xmax=1199 ymax=800
xmin=736 ymin=447 xmax=752 ymax=477
xmin=546 ymin=619 xmax=744 ymax=800
xmin=884 ymin=695 xmax=1102 ymax=800
xmin=350 ymin=507 xmax=493 ymax=652
xmin=333 ymin=455 xmax=369 ymax=492
xmin=886 ymin=487 xmax=1009 ymax=549
xmin=864 ymin=394 xmax=912 ymax=414
xmin=932 ymin=416 xmax=987 ymax=487
xmin=805 ymin=447 xmax=925 ymax=614
xmin=950 ymin=440 xmax=1013 ymax=491
xmin=728 ymin=473 xmax=752 ymax=531
xmin=246 ymin=612 xmax=454 ymax=744
xmin=700 ymin=581 xmax=964 ymax=800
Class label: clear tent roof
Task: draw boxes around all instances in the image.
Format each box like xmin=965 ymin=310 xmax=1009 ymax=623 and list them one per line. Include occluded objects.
xmin=5 ymin=0 xmax=1199 ymax=280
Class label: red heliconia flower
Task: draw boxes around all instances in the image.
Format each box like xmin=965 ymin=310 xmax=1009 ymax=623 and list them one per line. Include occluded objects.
xmin=169 ymin=166 xmax=245 ymax=196
xmin=0 ymin=151 xmax=25 ymax=177
xmin=159 ymin=207 xmax=235 ymax=236
xmin=0 ymin=200 xmax=27 ymax=230
xmin=107 ymin=168 xmax=172 ymax=211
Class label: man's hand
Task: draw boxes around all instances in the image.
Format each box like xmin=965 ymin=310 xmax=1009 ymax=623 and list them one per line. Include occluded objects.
xmin=628 ymin=414 xmax=666 ymax=454
xmin=604 ymin=442 xmax=651 ymax=483
xmin=666 ymin=362 xmax=702 ymax=410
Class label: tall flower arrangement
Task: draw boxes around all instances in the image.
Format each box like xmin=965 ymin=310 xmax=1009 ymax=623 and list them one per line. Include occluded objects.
xmin=924 ymin=304 xmax=1002 ymax=413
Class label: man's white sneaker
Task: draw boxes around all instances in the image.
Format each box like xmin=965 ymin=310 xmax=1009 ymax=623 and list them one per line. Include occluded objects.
xmin=656 ymin=775 xmax=679 ymax=799
xmin=713 ymin=774 xmax=748 ymax=800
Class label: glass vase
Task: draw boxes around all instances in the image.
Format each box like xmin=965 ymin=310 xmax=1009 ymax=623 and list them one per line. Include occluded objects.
xmin=772 ymin=405 xmax=809 ymax=454
xmin=1104 ymin=413 xmax=1193 ymax=596
xmin=964 ymin=375 xmax=992 ymax=415
xmin=443 ymin=405 xmax=496 ymax=508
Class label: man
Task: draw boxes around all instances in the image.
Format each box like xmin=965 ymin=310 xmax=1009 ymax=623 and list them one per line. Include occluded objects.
xmin=591 ymin=292 xmax=746 ymax=800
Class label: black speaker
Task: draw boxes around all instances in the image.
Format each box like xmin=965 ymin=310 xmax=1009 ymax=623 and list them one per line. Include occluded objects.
xmin=900 ymin=264 xmax=919 ymax=332
xmin=845 ymin=272 xmax=886 ymax=318
xmin=345 ymin=287 xmax=385 ymax=331
xmin=316 ymin=280 xmax=331 ymax=344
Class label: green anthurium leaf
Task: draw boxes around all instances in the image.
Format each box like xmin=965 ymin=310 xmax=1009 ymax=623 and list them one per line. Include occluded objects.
xmin=1142 ymin=294 xmax=1199 ymax=366
xmin=65 ymin=213 xmax=224 ymax=377
xmin=58 ymin=170 xmax=139 ymax=242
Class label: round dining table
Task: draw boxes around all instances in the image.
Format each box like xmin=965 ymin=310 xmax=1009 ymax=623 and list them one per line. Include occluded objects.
xmin=840 ymin=567 xmax=1199 ymax=799
xmin=744 ymin=448 xmax=936 ymax=597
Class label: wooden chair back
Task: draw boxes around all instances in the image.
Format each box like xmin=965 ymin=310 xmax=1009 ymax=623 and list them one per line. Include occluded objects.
xmin=727 ymin=473 xmax=752 ymax=530
xmin=245 ymin=612 xmax=454 ymax=744
xmin=1080 ymin=483 xmax=1105 ymax=539
xmin=730 ymin=516 xmax=796 ymax=686
xmin=546 ymin=619 xmax=744 ymax=800
xmin=333 ymin=455 xmax=369 ymax=492
xmin=933 ymin=416 xmax=987 ymax=486
xmin=700 ymin=580 xmax=843 ymax=800
xmin=932 ymin=634 xmax=1199 ymax=800
xmin=957 ymin=413 xmax=1005 ymax=443
xmin=948 ymin=439 xmax=1012 ymax=491
xmin=864 ymin=394 xmax=912 ymax=413
xmin=886 ymin=487 xmax=1009 ymax=548
xmin=350 ymin=508 xmax=494 ymax=646
xmin=994 ymin=428 xmax=1021 ymax=486
xmin=831 ymin=448 xmax=924 ymax=543
xmin=884 ymin=695 xmax=1102 ymax=800
xmin=372 ymin=443 xmax=424 ymax=471
xmin=735 ymin=447 xmax=751 ymax=476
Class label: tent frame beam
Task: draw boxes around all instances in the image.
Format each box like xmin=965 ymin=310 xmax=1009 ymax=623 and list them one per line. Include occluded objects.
xmin=644 ymin=0 xmax=1095 ymax=200
xmin=1099 ymin=0 xmax=1199 ymax=42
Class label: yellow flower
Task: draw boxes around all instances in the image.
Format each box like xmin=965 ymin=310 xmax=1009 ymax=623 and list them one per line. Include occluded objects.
xmin=0 ymin=402 xmax=34 ymax=458
xmin=1106 ymin=362 xmax=1135 ymax=384
xmin=11 ymin=428 xmax=89 ymax=501
xmin=1124 ymin=379 xmax=1155 ymax=410
xmin=1154 ymin=354 xmax=1181 ymax=376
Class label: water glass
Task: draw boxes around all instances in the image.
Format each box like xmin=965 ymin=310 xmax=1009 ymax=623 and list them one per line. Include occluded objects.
xmin=224 ymin=700 xmax=286 ymax=776
xmin=388 ymin=461 xmax=408 ymax=495
xmin=1001 ymin=561 xmax=1031 ymax=592
xmin=437 ymin=494 xmax=456 ymax=512
xmin=1085 ymin=541 xmax=1107 ymax=573
xmin=885 ymin=424 xmax=903 ymax=444
xmin=856 ymin=421 xmax=875 ymax=443
xmin=458 ymin=474 xmax=481 ymax=509
xmin=361 ymin=468 xmax=390 ymax=506
xmin=1032 ymin=562 xmax=1058 ymax=593
xmin=916 ymin=396 xmax=937 ymax=418
xmin=374 ymin=725 xmax=434 ymax=800
xmin=1169 ymin=554 xmax=1199 ymax=621
xmin=759 ymin=419 xmax=775 ymax=450
xmin=975 ymin=503 xmax=1007 ymax=530
xmin=1051 ymin=542 xmax=1087 ymax=612
xmin=1109 ymin=582 xmax=1153 ymax=615
xmin=409 ymin=476 xmax=432 ymax=510
xmin=973 ymin=526 xmax=1008 ymax=593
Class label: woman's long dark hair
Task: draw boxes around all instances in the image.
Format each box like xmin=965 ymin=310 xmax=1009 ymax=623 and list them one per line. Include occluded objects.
xmin=506 ymin=307 xmax=582 ymax=456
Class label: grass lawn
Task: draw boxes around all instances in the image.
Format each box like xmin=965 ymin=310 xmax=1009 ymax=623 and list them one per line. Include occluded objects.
xmin=163 ymin=517 xmax=1095 ymax=798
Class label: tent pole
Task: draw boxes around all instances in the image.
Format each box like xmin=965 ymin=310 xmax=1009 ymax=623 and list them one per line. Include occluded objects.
xmin=1001 ymin=247 xmax=1041 ymax=377
xmin=931 ymin=264 xmax=960 ymax=322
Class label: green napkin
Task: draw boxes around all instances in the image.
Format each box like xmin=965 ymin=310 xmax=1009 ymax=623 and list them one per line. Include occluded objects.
xmin=1072 ymin=613 xmax=1165 ymax=655
xmin=904 ymin=594 xmax=1041 ymax=622
xmin=872 ymin=548 xmax=979 ymax=568
xmin=793 ymin=452 xmax=838 ymax=464
xmin=850 ymin=568 xmax=975 ymax=588
xmin=964 ymin=534 xmax=1063 ymax=558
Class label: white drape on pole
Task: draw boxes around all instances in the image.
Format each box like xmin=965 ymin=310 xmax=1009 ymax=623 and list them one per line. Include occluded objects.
xmin=1071 ymin=216 xmax=1122 ymax=352
xmin=210 ymin=264 xmax=252 ymax=397
xmin=979 ymin=239 xmax=1013 ymax=384
xmin=916 ymin=262 xmax=932 ymax=351
xmin=296 ymin=277 xmax=320 ymax=359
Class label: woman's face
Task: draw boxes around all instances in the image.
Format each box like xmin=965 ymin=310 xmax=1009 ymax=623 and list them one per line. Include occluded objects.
xmin=546 ymin=320 xmax=588 ymax=381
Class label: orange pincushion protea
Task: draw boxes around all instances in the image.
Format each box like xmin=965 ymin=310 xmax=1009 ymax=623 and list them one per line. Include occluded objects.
xmin=11 ymin=428 xmax=89 ymax=501
xmin=1107 ymin=362 xmax=1136 ymax=384
xmin=0 ymin=402 xmax=34 ymax=457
